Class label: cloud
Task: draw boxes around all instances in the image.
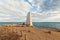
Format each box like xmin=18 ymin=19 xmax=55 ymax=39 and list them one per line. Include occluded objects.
xmin=39 ymin=10 xmax=60 ymax=22
xmin=0 ymin=0 xmax=32 ymax=22
xmin=41 ymin=15 xmax=60 ymax=22
xmin=30 ymin=0 xmax=60 ymax=22
xmin=0 ymin=0 xmax=60 ymax=22
xmin=40 ymin=0 xmax=60 ymax=12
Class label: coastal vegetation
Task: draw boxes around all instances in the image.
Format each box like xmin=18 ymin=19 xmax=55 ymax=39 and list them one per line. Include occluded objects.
xmin=0 ymin=24 xmax=60 ymax=40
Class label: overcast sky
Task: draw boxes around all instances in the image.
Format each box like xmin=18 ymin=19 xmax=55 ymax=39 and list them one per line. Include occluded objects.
xmin=0 ymin=0 xmax=60 ymax=22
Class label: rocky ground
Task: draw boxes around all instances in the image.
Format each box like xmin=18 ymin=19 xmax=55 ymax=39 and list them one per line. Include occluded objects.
xmin=0 ymin=24 xmax=60 ymax=40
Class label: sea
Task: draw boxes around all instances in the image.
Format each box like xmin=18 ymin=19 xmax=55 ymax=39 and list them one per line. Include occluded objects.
xmin=0 ymin=22 xmax=60 ymax=29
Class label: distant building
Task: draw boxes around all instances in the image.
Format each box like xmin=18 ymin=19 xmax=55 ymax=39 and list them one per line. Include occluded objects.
xmin=25 ymin=12 xmax=32 ymax=26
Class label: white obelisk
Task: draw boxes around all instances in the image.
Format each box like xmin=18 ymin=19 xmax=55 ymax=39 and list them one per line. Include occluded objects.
xmin=26 ymin=12 xmax=32 ymax=26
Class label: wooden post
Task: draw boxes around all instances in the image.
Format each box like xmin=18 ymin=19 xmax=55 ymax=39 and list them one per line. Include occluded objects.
xmin=24 ymin=33 xmax=26 ymax=40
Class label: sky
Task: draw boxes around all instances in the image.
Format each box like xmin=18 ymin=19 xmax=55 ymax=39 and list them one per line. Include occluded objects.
xmin=0 ymin=0 xmax=60 ymax=22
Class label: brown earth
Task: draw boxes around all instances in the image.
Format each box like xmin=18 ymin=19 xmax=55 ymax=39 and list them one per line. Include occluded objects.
xmin=0 ymin=24 xmax=60 ymax=40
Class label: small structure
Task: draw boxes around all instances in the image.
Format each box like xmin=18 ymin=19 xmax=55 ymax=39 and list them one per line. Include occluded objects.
xmin=25 ymin=12 xmax=32 ymax=26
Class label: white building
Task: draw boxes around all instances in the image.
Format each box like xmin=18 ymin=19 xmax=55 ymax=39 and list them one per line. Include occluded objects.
xmin=25 ymin=12 xmax=32 ymax=26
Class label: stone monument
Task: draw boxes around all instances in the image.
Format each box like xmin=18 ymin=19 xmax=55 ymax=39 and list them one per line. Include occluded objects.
xmin=25 ymin=12 xmax=32 ymax=26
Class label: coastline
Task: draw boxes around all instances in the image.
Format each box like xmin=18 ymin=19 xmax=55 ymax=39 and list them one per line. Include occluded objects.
xmin=0 ymin=24 xmax=60 ymax=40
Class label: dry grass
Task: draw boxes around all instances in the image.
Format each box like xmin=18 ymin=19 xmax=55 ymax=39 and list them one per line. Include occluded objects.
xmin=0 ymin=24 xmax=60 ymax=40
